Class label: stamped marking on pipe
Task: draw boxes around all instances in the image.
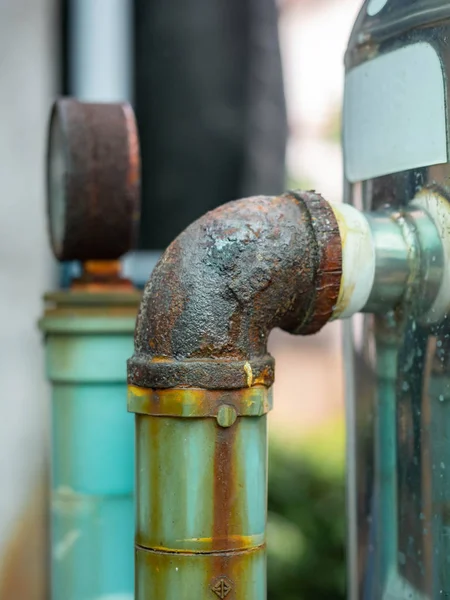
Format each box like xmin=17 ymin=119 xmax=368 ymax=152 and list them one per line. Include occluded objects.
xmin=211 ymin=576 xmax=233 ymax=598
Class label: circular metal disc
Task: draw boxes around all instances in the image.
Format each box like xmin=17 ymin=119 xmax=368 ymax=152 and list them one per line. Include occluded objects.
xmin=46 ymin=98 xmax=141 ymax=262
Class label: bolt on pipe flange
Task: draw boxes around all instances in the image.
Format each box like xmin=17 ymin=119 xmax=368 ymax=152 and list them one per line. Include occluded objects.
xmin=46 ymin=98 xmax=141 ymax=262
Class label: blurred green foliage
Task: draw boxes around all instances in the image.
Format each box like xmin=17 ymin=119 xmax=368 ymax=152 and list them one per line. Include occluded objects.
xmin=267 ymin=421 xmax=346 ymax=600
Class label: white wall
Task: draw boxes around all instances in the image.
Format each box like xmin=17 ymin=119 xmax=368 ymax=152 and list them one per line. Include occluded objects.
xmin=0 ymin=0 xmax=57 ymax=587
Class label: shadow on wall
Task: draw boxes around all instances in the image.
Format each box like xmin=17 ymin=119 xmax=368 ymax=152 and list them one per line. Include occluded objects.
xmin=0 ymin=478 xmax=47 ymax=599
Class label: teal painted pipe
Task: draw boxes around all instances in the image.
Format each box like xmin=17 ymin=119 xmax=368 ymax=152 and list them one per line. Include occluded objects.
xmin=40 ymin=290 xmax=140 ymax=600
xmin=128 ymin=386 xmax=270 ymax=598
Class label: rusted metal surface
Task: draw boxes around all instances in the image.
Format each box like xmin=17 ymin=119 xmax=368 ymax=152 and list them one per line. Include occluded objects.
xmin=287 ymin=191 xmax=342 ymax=334
xmin=128 ymin=189 xmax=342 ymax=598
xmin=128 ymin=191 xmax=342 ymax=390
xmin=70 ymin=260 xmax=135 ymax=292
xmin=128 ymin=385 xmax=272 ymax=418
xmin=41 ymin=289 xmax=140 ymax=599
xmin=129 ymin=355 xmax=275 ymax=391
xmin=136 ymin=545 xmax=266 ymax=598
xmin=134 ymin=409 xmax=266 ymax=553
xmin=134 ymin=406 xmax=267 ymax=598
xmin=46 ymin=98 xmax=141 ymax=261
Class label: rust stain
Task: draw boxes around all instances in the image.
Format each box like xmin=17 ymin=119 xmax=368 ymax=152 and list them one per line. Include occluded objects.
xmin=136 ymin=544 xmax=265 ymax=597
xmin=128 ymin=385 xmax=272 ymax=418
xmin=145 ymin=534 xmax=263 ymax=554
xmin=70 ymin=260 xmax=135 ymax=292
xmin=253 ymin=366 xmax=272 ymax=386
xmin=212 ymin=418 xmax=238 ymax=567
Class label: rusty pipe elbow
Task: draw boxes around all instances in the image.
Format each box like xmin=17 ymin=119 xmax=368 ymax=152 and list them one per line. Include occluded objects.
xmin=128 ymin=191 xmax=342 ymax=390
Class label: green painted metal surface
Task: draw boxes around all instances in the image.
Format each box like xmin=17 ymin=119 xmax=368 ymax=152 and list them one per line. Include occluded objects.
xmin=40 ymin=291 xmax=139 ymax=600
xmin=136 ymin=545 xmax=266 ymax=598
xmin=130 ymin=387 xmax=268 ymax=600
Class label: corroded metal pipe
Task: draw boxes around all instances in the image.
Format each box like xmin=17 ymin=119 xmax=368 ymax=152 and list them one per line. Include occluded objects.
xmin=127 ymin=188 xmax=448 ymax=597
xmin=127 ymin=191 xmax=343 ymax=598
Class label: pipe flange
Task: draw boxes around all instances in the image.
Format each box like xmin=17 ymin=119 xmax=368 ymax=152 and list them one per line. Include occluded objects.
xmin=128 ymin=385 xmax=273 ymax=418
xmin=287 ymin=190 xmax=342 ymax=335
xmin=127 ymin=355 xmax=275 ymax=391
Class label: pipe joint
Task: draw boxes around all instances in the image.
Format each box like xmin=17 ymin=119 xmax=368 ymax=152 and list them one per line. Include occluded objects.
xmin=128 ymin=191 xmax=342 ymax=390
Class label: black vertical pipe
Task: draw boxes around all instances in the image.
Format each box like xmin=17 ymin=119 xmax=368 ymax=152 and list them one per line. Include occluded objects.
xmin=134 ymin=0 xmax=287 ymax=250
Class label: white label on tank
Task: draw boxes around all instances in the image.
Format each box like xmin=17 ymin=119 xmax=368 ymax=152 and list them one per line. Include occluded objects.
xmin=344 ymin=42 xmax=447 ymax=183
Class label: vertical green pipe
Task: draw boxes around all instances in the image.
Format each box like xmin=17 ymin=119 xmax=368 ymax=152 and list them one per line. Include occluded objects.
xmin=40 ymin=291 xmax=140 ymax=600
xmin=128 ymin=385 xmax=271 ymax=599
xmin=374 ymin=317 xmax=398 ymax=593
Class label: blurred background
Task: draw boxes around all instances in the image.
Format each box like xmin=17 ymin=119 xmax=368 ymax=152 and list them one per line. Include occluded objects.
xmin=0 ymin=0 xmax=361 ymax=598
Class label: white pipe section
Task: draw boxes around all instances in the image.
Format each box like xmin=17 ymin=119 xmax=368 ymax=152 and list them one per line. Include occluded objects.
xmin=331 ymin=202 xmax=376 ymax=320
xmin=68 ymin=0 xmax=133 ymax=102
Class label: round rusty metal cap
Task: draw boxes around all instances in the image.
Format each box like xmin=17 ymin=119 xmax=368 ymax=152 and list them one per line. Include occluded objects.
xmin=46 ymin=97 xmax=141 ymax=261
